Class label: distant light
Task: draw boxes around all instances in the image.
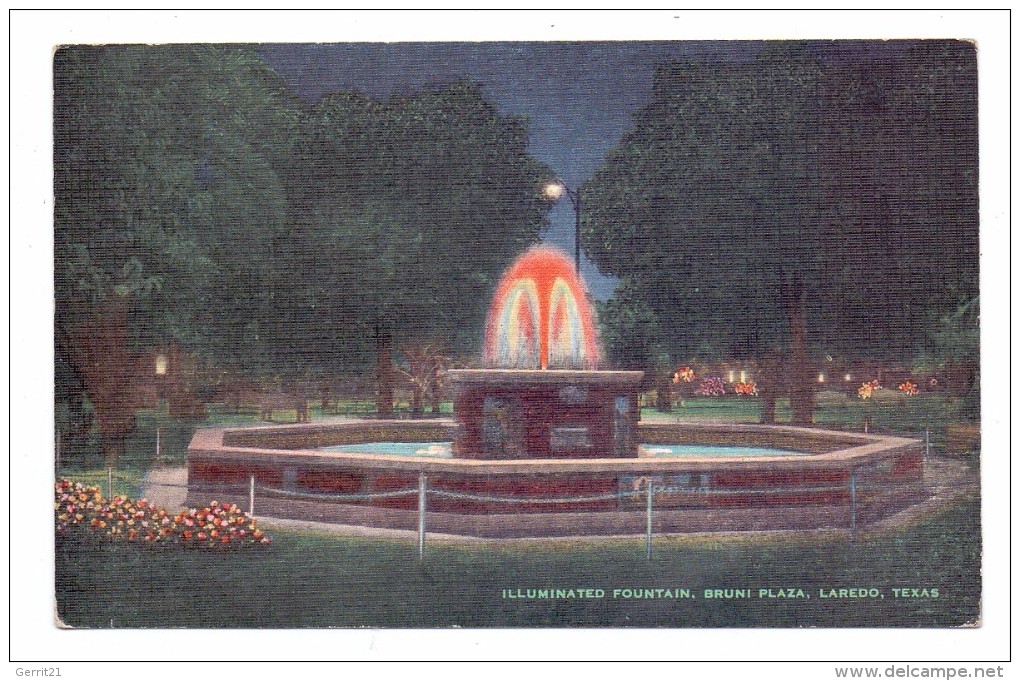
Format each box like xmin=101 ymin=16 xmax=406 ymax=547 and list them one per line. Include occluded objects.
xmin=543 ymin=182 xmax=565 ymax=200
xmin=844 ymin=373 xmax=852 ymax=382
xmin=155 ymin=354 xmax=168 ymax=376
xmin=728 ymin=371 xmax=735 ymax=383
xmin=818 ymin=373 xmax=826 ymax=383
xmin=739 ymin=371 xmax=747 ymax=384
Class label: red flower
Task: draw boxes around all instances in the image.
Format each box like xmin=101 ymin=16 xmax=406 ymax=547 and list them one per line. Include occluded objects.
xmin=898 ymin=380 xmax=919 ymax=396
xmin=673 ymin=366 xmax=695 ymax=383
xmin=734 ymin=381 xmax=758 ymax=396
xmin=858 ymin=380 xmax=881 ymax=399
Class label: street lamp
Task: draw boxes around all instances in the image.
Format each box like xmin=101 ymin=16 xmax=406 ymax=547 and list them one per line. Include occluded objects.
xmin=154 ymin=353 xmax=168 ymax=376
xmin=543 ymin=179 xmax=582 ymax=274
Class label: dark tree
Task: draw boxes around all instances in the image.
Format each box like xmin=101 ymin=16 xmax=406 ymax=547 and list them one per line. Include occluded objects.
xmin=54 ymin=45 xmax=299 ymax=459
xmin=280 ymin=83 xmax=554 ymax=411
xmin=584 ymin=41 xmax=977 ymax=423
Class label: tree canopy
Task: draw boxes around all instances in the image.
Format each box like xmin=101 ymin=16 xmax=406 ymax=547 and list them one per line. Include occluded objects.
xmin=583 ymin=41 xmax=978 ymax=369
xmin=54 ymin=44 xmax=300 ymax=370
xmin=54 ymin=47 xmax=554 ymax=390
xmin=277 ymin=82 xmax=552 ymax=373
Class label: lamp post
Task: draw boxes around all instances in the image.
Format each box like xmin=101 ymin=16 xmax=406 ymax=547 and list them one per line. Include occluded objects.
xmin=543 ymin=180 xmax=582 ymax=274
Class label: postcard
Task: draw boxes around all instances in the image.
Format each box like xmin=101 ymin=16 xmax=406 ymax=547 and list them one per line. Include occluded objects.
xmin=48 ymin=37 xmax=984 ymax=633
xmin=11 ymin=11 xmax=1009 ymax=671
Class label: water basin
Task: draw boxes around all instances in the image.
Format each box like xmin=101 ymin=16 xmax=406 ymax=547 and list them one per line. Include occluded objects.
xmin=321 ymin=442 xmax=454 ymax=457
xmin=639 ymin=444 xmax=808 ymax=458
xmin=320 ymin=441 xmax=807 ymax=458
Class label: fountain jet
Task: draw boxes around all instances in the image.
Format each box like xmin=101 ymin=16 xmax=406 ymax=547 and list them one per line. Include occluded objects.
xmin=484 ymin=246 xmax=601 ymax=369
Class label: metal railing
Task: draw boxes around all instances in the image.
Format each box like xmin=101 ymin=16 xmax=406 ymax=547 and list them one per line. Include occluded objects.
xmin=122 ymin=469 xmax=919 ymax=560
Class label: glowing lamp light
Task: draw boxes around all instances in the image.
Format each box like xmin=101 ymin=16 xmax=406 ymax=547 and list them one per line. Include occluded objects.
xmin=844 ymin=374 xmax=853 ymax=382
xmin=728 ymin=371 xmax=735 ymax=383
xmin=155 ymin=354 xmax=168 ymax=376
xmin=818 ymin=373 xmax=826 ymax=383
xmin=543 ymin=182 xmax=565 ymax=200
xmin=739 ymin=371 xmax=747 ymax=384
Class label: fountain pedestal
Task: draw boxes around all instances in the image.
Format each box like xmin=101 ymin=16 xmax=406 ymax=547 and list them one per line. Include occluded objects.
xmin=448 ymin=369 xmax=644 ymax=459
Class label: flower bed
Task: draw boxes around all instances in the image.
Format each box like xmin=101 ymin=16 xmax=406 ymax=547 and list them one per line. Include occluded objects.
xmin=694 ymin=377 xmax=727 ymax=397
xmin=898 ymin=380 xmax=919 ymax=396
xmin=54 ymin=479 xmax=270 ymax=548
xmin=858 ymin=379 xmax=881 ymax=400
xmin=734 ymin=381 xmax=758 ymax=396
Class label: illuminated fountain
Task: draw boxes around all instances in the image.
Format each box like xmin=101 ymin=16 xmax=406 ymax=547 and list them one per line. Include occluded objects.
xmin=450 ymin=246 xmax=643 ymax=460
xmin=187 ymin=246 xmax=927 ymax=537
xmin=485 ymin=245 xmax=601 ymax=369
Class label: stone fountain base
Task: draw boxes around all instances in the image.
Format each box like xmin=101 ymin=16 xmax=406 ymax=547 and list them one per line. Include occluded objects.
xmin=447 ymin=369 xmax=644 ymax=460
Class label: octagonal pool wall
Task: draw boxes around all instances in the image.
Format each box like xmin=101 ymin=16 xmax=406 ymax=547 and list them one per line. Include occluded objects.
xmin=187 ymin=420 xmax=925 ymax=537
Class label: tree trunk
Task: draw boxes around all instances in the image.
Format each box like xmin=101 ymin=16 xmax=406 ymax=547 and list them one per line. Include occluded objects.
xmin=758 ymin=349 xmax=781 ymax=424
xmin=375 ymin=320 xmax=394 ymax=417
xmin=411 ymin=386 xmax=423 ymax=417
xmin=104 ymin=434 xmax=127 ymax=468
xmin=655 ymin=373 xmax=673 ymax=410
xmin=166 ymin=341 xmax=205 ymax=418
xmin=429 ymin=384 xmax=441 ymax=415
xmin=783 ymin=275 xmax=815 ymax=425
xmin=65 ymin=297 xmax=137 ymax=467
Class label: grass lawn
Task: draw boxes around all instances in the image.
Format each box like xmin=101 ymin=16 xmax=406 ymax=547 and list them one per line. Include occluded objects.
xmin=55 ymin=492 xmax=980 ymax=629
xmin=643 ymin=391 xmax=972 ymax=456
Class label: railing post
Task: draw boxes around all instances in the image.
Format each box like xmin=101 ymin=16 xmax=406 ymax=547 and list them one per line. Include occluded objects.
xmin=249 ymin=474 xmax=256 ymax=517
xmin=55 ymin=429 xmax=61 ymax=473
xmin=849 ymin=470 xmax=857 ymax=540
xmin=925 ymin=426 xmax=931 ymax=459
xmin=108 ymin=466 xmax=114 ymax=500
xmin=418 ymin=472 xmax=428 ymax=560
xmin=645 ymin=479 xmax=654 ymax=560
xmin=156 ymin=426 xmax=161 ymax=461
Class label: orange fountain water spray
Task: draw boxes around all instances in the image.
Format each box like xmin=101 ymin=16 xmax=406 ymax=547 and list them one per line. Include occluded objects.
xmin=484 ymin=245 xmax=601 ymax=369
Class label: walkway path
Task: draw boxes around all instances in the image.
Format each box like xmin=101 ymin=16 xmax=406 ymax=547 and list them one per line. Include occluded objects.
xmin=140 ymin=467 xmax=188 ymax=510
